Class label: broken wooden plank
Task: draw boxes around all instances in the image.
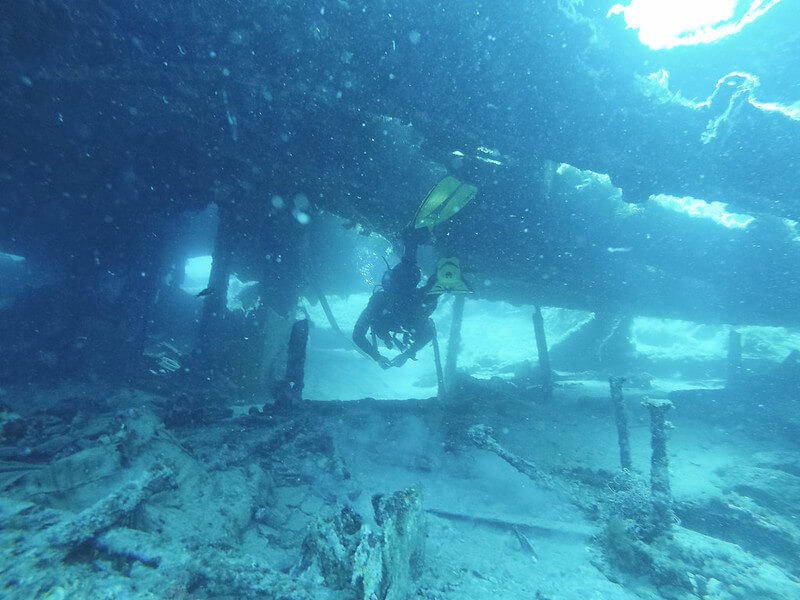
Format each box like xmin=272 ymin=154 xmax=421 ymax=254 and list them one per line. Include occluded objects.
xmin=426 ymin=508 xmax=594 ymax=539
xmin=45 ymin=464 xmax=174 ymax=547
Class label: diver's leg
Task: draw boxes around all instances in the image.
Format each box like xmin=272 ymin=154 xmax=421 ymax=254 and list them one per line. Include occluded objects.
xmin=400 ymin=227 xmax=420 ymax=264
xmin=408 ymin=317 xmax=435 ymax=356
xmin=399 ymin=226 xmax=432 ymax=265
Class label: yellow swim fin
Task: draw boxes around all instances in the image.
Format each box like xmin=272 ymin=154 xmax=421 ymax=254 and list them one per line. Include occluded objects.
xmin=428 ymin=257 xmax=472 ymax=295
xmin=414 ymin=176 xmax=478 ymax=231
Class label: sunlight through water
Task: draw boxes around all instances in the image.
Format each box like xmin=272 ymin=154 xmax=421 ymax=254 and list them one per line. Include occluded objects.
xmin=651 ymin=194 xmax=754 ymax=229
xmin=608 ymin=0 xmax=783 ymax=49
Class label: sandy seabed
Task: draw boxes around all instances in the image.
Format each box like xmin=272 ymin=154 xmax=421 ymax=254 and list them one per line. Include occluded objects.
xmin=1 ymin=368 xmax=798 ymax=600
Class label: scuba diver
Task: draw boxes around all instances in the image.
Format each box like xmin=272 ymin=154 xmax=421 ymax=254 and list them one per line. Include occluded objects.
xmin=353 ymin=228 xmax=438 ymax=369
xmin=352 ymin=176 xmax=477 ymax=369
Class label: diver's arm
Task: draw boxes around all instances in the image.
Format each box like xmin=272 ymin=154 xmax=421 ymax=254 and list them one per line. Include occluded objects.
xmin=420 ymin=272 xmax=437 ymax=294
xmin=352 ymin=301 xmax=391 ymax=368
xmin=390 ymin=317 xmax=435 ymax=367
xmin=352 ymin=308 xmax=379 ymax=359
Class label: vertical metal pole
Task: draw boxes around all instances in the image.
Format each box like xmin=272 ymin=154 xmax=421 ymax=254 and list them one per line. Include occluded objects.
xmin=431 ymin=322 xmax=445 ymax=400
xmin=444 ymin=295 xmax=466 ymax=395
xmin=645 ymin=398 xmax=674 ymax=535
xmin=195 ymin=204 xmax=234 ymax=369
xmin=285 ymin=319 xmax=309 ymax=402
xmin=609 ymin=376 xmax=632 ymax=471
xmin=727 ymin=330 xmax=742 ymax=388
xmin=532 ymin=305 xmax=552 ymax=400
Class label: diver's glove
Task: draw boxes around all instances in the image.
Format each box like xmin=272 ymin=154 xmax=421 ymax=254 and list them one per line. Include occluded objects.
xmin=376 ymin=355 xmax=392 ymax=370
xmin=390 ymin=350 xmax=416 ymax=368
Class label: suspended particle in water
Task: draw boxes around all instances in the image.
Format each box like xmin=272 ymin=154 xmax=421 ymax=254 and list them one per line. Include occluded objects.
xmin=294 ymin=211 xmax=311 ymax=225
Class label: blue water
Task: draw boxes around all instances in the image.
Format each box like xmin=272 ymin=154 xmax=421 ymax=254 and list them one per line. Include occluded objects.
xmin=1 ymin=1 xmax=799 ymax=599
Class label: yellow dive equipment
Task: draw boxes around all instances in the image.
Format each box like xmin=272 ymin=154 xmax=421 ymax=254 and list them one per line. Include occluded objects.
xmin=413 ymin=176 xmax=478 ymax=230
xmin=428 ymin=257 xmax=472 ymax=294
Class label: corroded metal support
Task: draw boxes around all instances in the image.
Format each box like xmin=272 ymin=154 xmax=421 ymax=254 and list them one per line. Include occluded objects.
xmin=467 ymin=424 xmax=589 ymax=511
xmin=444 ymin=294 xmax=466 ymax=395
xmin=609 ymin=376 xmax=632 ymax=471
xmin=726 ymin=330 xmax=742 ymax=388
xmin=274 ymin=318 xmax=309 ymax=408
xmin=195 ymin=204 xmax=235 ymax=368
xmin=532 ymin=306 xmax=553 ymax=400
xmin=431 ymin=322 xmax=445 ymax=399
xmin=645 ymin=397 xmax=674 ymax=535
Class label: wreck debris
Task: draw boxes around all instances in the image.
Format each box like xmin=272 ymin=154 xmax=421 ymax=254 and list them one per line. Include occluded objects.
xmin=298 ymin=505 xmax=364 ymax=590
xmin=182 ymin=547 xmax=309 ymax=599
xmin=93 ymin=527 xmax=164 ymax=569
xmin=45 ymin=464 xmax=175 ymax=547
xmin=360 ymin=488 xmax=426 ymax=600
xmin=601 ymin=469 xmax=657 ymax=544
xmin=609 ymin=376 xmax=632 ymax=471
xmin=144 ymin=341 xmax=183 ymax=376
xmin=0 ymin=465 xmax=177 ymax=597
xmin=298 ymin=487 xmax=426 ymax=600
xmin=425 ymin=508 xmax=593 ymax=540
xmin=513 ymin=525 xmax=539 ymax=563
xmin=0 ymin=397 xmax=313 ymax=599
xmin=644 ymin=397 xmax=674 ymax=535
xmin=468 ymin=424 xmax=556 ymax=490
xmin=158 ymin=356 xmax=180 ymax=373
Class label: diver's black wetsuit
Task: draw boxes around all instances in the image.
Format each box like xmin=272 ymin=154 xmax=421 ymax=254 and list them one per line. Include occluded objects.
xmin=353 ymin=234 xmax=438 ymax=369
